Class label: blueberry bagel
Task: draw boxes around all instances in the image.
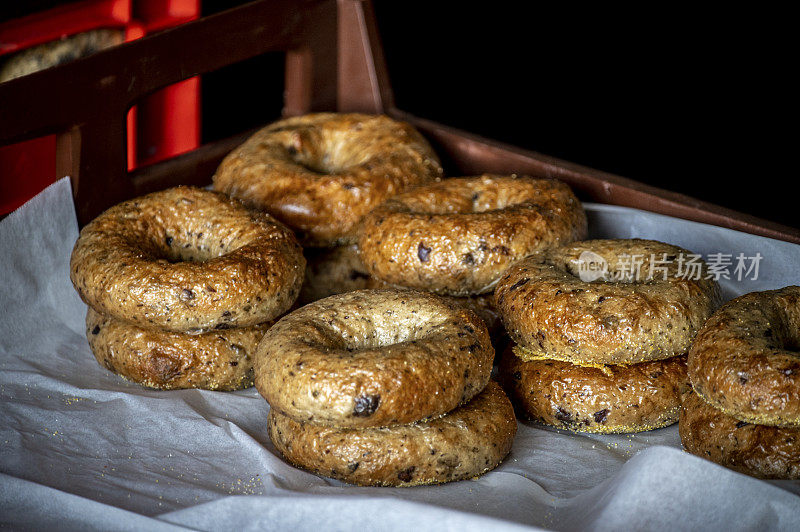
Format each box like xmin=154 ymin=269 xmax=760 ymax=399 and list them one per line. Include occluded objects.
xmin=254 ymin=289 xmax=493 ymax=428
xmin=359 ymin=175 xmax=586 ymax=296
xmin=688 ymin=286 xmax=800 ymax=428
xmin=70 ymin=186 xmax=304 ymax=333
xmin=86 ymin=307 xmax=271 ymax=390
xmin=499 ymin=347 xmax=688 ymax=433
xmin=495 ymin=239 xmax=721 ymax=365
xmin=267 ymin=381 xmax=516 ymax=486
xmin=213 ymin=113 xmax=442 ymax=247
xmin=680 ymin=388 xmax=800 ymax=479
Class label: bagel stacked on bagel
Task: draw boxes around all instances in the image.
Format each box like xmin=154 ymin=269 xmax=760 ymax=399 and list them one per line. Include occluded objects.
xmin=255 ymin=289 xmax=517 ymax=486
xmin=496 ymin=239 xmax=721 ymax=433
xmin=70 ymin=187 xmax=305 ymax=390
xmin=213 ymin=113 xmax=443 ymax=304
xmin=358 ymin=174 xmax=587 ymax=341
xmin=681 ymin=286 xmax=800 ymax=478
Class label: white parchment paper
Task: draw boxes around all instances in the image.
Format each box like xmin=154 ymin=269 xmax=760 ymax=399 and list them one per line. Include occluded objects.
xmin=1 ymin=178 xmax=798 ymax=531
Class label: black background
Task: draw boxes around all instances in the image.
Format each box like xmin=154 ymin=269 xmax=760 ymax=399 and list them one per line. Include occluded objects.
xmin=3 ymin=2 xmax=795 ymax=229
xmin=370 ymin=3 xmax=795 ymax=229
xmin=202 ymin=1 xmax=797 ymax=230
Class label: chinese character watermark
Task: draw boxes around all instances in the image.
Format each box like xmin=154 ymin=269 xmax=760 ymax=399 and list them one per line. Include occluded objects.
xmin=572 ymin=251 xmax=763 ymax=282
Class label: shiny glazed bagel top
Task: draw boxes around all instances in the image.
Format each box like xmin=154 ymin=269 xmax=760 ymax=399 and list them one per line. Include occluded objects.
xmin=359 ymin=175 xmax=587 ymax=295
xmin=213 ymin=113 xmax=443 ymax=247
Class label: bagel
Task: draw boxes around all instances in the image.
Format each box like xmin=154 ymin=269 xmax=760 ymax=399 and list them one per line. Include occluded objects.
xmin=679 ymin=389 xmax=800 ymax=479
xmin=494 ymin=239 xmax=721 ymax=365
xmin=298 ymin=244 xmax=371 ymax=305
xmin=358 ymin=175 xmax=587 ymax=296
xmin=499 ymin=347 xmax=688 ymax=433
xmin=0 ymin=28 xmax=124 ymax=83
xmin=254 ymin=289 xmax=493 ymax=428
xmin=70 ymin=186 xmax=305 ymax=333
xmin=213 ymin=113 xmax=443 ymax=247
xmin=687 ymin=286 xmax=800 ymax=428
xmin=86 ymin=307 xmax=270 ymax=390
xmin=267 ymin=381 xmax=516 ymax=486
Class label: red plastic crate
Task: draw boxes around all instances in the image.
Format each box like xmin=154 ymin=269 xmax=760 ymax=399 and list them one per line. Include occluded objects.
xmin=0 ymin=0 xmax=199 ymax=215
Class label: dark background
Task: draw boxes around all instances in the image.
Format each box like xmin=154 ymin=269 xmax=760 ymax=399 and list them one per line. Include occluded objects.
xmin=370 ymin=3 xmax=795 ymax=229
xmin=3 ymin=2 xmax=795 ymax=229
xmin=201 ymin=2 xmax=796 ymax=230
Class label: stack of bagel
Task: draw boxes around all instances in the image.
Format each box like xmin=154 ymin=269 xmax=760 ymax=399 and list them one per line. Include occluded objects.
xmin=495 ymin=239 xmax=721 ymax=434
xmin=681 ymin=286 xmax=800 ymax=478
xmin=254 ymin=289 xmax=517 ymax=486
xmin=69 ymin=187 xmax=305 ymax=390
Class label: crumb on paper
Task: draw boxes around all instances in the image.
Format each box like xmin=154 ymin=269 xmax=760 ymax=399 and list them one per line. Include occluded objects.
xmin=216 ymin=475 xmax=264 ymax=495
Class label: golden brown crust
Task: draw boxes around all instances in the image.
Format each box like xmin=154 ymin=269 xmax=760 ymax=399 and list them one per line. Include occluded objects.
xmin=255 ymin=289 xmax=494 ymax=428
xmin=69 ymin=187 xmax=305 ymax=333
xmin=494 ymin=239 xmax=721 ymax=365
xmin=267 ymin=381 xmax=517 ymax=486
xmin=498 ymin=346 xmax=688 ymax=433
xmin=687 ymin=286 xmax=800 ymax=428
xmin=358 ymin=175 xmax=587 ymax=296
xmin=86 ymin=307 xmax=271 ymax=390
xmin=213 ymin=113 xmax=442 ymax=247
xmin=298 ymin=244 xmax=372 ymax=305
xmin=679 ymin=389 xmax=800 ymax=479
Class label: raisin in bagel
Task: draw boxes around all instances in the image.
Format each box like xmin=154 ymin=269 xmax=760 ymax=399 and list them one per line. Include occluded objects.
xmin=358 ymin=175 xmax=586 ymax=296
xmin=267 ymin=381 xmax=516 ymax=486
xmin=687 ymin=286 xmax=800 ymax=428
xmin=213 ymin=113 xmax=442 ymax=247
xmin=86 ymin=307 xmax=270 ymax=390
xmin=495 ymin=239 xmax=721 ymax=365
xmin=499 ymin=347 xmax=688 ymax=433
xmin=679 ymin=389 xmax=800 ymax=479
xmin=254 ymin=289 xmax=493 ymax=428
xmin=70 ymin=187 xmax=304 ymax=333
xmin=298 ymin=244 xmax=372 ymax=305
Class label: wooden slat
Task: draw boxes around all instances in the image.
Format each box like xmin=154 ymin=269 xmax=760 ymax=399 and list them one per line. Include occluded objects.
xmin=285 ymin=0 xmax=338 ymax=115
xmin=337 ymin=0 xmax=394 ymax=113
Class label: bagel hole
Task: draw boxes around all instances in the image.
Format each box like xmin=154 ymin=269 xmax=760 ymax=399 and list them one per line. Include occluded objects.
xmin=158 ymin=232 xmax=226 ymax=263
xmin=411 ymin=182 xmax=548 ymax=215
xmin=285 ymin=134 xmax=363 ymax=176
xmin=470 ymin=188 xmax=531 ymax=213
xmin=310 ymin=312 xmax=452 ymax=353
xmin=162 ymin=246 xmax=216 ymax=263
xmin=469 ymin=178 xmax=561 ymax=213
xmin=287 ymin=149 xmax=338 ymax=176
xmin=335 ymin=330 xmax=422 ymax=352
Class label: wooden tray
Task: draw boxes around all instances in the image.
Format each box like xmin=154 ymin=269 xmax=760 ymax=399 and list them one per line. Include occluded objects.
xmin=1 ymin=0 xmax=798 ymax=244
